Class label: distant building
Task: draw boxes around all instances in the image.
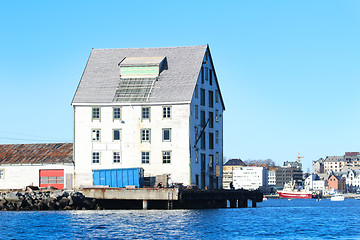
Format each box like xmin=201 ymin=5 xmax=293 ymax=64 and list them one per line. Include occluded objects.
xmin=304 ymin=174 xmax=325 ymax=193
xmin=312 ymin=158 xmax=325 ymax=174
xmin=344 ymin=152 xmax=360 ymax=171
xmin=345 ymin=170 xmax=360 ymax=193
xmin=232 ymin=166 xmax=268 ymax=190
xmin=284 ymin=160 xmax=302 ymax=169
xmin=267 ymin=166 xmax=279 ymax=186
xmin=0 ymin=143 xmax=74 ymax=190
xmin=222 ymin=159 xmax=246 ymax=189
xmin=275 ymin=167 xmax=303 ymax=187
xmin=324 ymin=156 xmax=345 ymax=173
xmin=326 ymin=174 xmax=346 ymax=193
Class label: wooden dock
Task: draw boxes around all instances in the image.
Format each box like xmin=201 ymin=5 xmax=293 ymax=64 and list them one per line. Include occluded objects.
xmin=81 ymin=188 xmax=263 ymax=210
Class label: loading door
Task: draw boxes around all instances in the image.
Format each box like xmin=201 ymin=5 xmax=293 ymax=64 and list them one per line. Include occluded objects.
xmin=39 ymin=169 xmax=64 ymax=189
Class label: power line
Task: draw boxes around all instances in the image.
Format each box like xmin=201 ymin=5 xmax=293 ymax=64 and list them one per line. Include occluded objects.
xmin=0 ymin=136 xmax=72 ymax=142
xmin=0 ymin=130 xmax=71 ymax=142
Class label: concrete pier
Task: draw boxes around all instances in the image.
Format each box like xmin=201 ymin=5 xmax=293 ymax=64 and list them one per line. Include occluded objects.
xmin=81 ymin=188 xmax=263 ymax=210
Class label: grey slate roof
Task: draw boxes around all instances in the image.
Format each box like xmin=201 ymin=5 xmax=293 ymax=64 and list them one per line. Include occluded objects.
xmin=72 ymin=45 xmax=209 ymax=104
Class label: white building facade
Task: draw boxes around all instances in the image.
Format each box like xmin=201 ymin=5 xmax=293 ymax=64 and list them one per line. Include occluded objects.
xmin=72 ymin=45 xmax=225 ymax=189
xmin=232 ymin=167 xmax=268 ymax=190
xmin=0 ymin=143 xmax=74 ymax=190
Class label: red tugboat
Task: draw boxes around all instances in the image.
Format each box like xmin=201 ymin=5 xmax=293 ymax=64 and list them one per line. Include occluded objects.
xmin=278 ymin=181 xmax=318 ymax=199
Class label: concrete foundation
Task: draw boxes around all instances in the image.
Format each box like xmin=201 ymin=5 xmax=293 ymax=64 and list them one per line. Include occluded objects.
xmin=81 ymin=188 xmax=263 ymax=210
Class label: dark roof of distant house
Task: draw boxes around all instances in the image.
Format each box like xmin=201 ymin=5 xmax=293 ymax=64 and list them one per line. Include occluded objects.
xmin=71 ymin=45 xmax=225 ymax=109
xmin=345 ymin=152 xmax=360 ymax=157
xmin=0 ymin=143 xmax=73 ymax=164
xmin=224 ymin=159 xmax=246 ymax=166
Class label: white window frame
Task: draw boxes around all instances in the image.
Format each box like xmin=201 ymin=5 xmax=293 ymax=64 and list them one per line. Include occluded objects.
xmin=162 ymin=128 xmax=171 ymax=142
xmin=162 ymin=151 xmax=171 ymax=164
xmin=92 ymin=152 xmax=100 ymax=164
xmin=142 ymin=107 xmax=150 ymax=121
xmin=163 ymin=106 xmax=171 ymax=119
xmin=113 ymin=107 xmax=121 ymax=120
xmin=141 ymin=129 xmax=151 ymax=142
xmin=92 ymin=107 xmax=100 ymax=121
xmin=92 ymin=129 xmax=101 ymax=142
xmin=113 ymin=152 xmax=121 ymax=163
xmin=141 ymin=151 xmax=150 ymax=164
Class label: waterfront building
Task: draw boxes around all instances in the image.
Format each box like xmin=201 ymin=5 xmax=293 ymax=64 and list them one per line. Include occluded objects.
xmin=0 ymin=143 xmax=74 ymax=190
xmin=267 ymin=166 xmax=279 ymax=186
xmin=275 ymin=167 xmax=303 ymax=187
xmin=304 ymin=174 xmax=325 ymax=193
xmin=222 ymin=158 xmax=246 ymax=189
xmin=326 ymin=174 xmax=346 ymax=193
xmin=345 ymin=169 xmax=360 ymax=193
xmin=71 ymin=45 xmax=225 ymax=189
xmin=232 ymin=166 xmax=268 ymax=190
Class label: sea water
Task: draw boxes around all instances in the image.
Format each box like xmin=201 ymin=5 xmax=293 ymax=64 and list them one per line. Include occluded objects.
xmin=0 ymin=199 xmax=359 ymax=239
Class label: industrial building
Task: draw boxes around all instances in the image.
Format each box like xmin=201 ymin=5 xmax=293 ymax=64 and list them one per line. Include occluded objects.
xmin=71 ymin=45 xmax=225 ymax=189
xmin=0 ymin=143 xmax=73 ymax=190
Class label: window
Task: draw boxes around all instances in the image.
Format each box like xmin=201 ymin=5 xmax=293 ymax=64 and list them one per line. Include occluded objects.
xmin=195 ymin=105 xmax=198 ymax=119
xmin=195 ymin=126 xmax=198 ymax=141
xmin=209 ymin=91 xmax=214 ymax=108
xmin=113 ymin=129 xmax=121 ymax=141
xmin=200 ymin=89 xmax=205 ymax=106
xmin=142 ymin=151 xmax=150 ymax=164
xmin=201 ymin=131 xmax=206 ymax=150
xmin=216 ymin=109 xmax=219 ymax=122
xmin=209 ymin=132 xmax=214 ymax=149
xmin=216 ymin=131 xmax=219 ymax=144
xmin=209 ymin=155 xmax=214 ymax=171
xmin=195 ymin=85 xmax=198 ymax=98
xmin=209 ymin=112 xmax=214 ymax=128
xmin=142 ymin=107 xmax=150 ymax=120
xmin=92 ymin=107 xmax=100 ymax=120
xmin=49 ymin=177 xmax=56 ymax=184
xmin=162 ymin=151 xmax=171 ymax=164
xmin=163 ymin=106 xmax=171 ymax=119
xmin=0 ymin=169 xmax=4 ymax=179
xmin=200 ymin=111 xmax=206 ymax=127
xmin=216 ymin=152 xmax=219 ymax=165
xmin=209 ymin=69 xmax=213 ymax=85
xmin=113 ymin=152 xmax=121 ymax=163
xmin=205 ymin=67 xmax=208 ymax=80
xmin=56 ymin=176 xmax=64 ymax=184
xmin=113 ymin=107 xmax=121 ymax=120
xmin=92 ymin=129 xmax=101 ymax=141
xmin=40 ymin=177 xmax=47 ymax=184
xmin=141 ymin=129 xmax=151 ymax=142
xmin=195 ymin=150 xmax=199 ymax=163
xmin=201 ymin=67 xmax=204 ymax=84
xmin=162 ymin=128 xmax=171 ymax=142
xmin=92 ymin=152 xmax=100 ymax=164
xmin=215 ymin=90 xmax=219 ymax=103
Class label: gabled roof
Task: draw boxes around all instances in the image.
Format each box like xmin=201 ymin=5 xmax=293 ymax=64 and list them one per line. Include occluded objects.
xmin=72 ymin=45 xmax=225 ymax=105
xmin=0 ymin=143 xmax=73 ymax=164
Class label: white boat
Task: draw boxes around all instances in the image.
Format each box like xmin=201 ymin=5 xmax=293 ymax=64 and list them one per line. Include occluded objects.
xmin=330 ymin=193 xmax=345 ymax=201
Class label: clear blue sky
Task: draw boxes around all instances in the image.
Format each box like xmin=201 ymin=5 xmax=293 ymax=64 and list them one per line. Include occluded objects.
xmin=1 ymin=1 xmax=359 ymax=171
